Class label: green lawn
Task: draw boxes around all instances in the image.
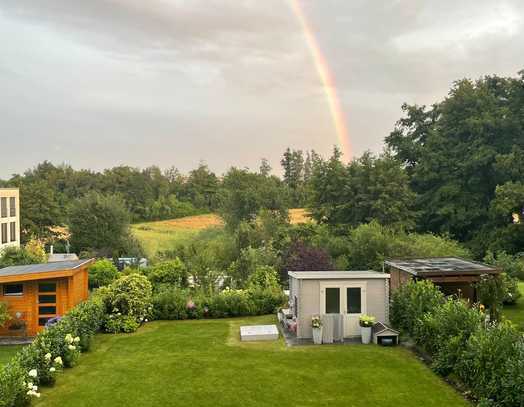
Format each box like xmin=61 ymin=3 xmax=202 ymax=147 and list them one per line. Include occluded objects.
xmin=35 ymin=316 xmax=468 ymax=407
xmin=502 ymin=282 xmax=524 ymax=330
xmin=0 ymin=345 xmax=24 ymax=367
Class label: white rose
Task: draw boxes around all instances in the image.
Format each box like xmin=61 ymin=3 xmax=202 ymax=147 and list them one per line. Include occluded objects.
xmin=45 ymin=353 xmax=52 ymax=361
xmin=74 ymin=336 xmax=80 ymax=343
xmin=54 ymin=356 xmax=63 ymax=365
xmin=50 ymin=367 xmax=56 ymax=373
xmin=68 ymin=345 xmax=76 ymax=351
xmin=28 ymin=369 xmax=38 ymax=378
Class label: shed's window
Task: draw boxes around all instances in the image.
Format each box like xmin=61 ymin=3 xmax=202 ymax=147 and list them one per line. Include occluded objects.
xmin=325 ymin=287 xmax=340 ymax=313
xmin=347 ymin=287 xmax=362 ymax=314
xmin=39 ymin=306 xmax=56 ymax=315
xmin=3 ymin=284 xmax=23 ymax=296
xmin=38 ymin=282 xmax=56 ymax=293
xmin=38 ymin=295 xmax=56 ymax=304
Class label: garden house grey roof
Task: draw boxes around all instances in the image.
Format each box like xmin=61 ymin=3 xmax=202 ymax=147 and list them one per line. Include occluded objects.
xmin=0 ymin=259 xmax=93 ymax=278
xmin=288 ymin=270 xmax=390 ymax=280
xmin=384 ymin=257 xmax=499 ymax=277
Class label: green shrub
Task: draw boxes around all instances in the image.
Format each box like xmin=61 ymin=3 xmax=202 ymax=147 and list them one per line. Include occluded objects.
xmin=501 ymin=273 xmax=521 ymax=305
xmin=0 ymin=301 xmax=10 ymax=327
xmin=88 ymin=259 xmax=119 ymax=289
xmin=414 ymin=298 xmax=483 ymax=355
xmin=145 ymin=259 xmax=188 ymax=288
xmin=455 ymin=322 xmax=521 ymax=403
xmin=475 ymin=274 xmax=506 ymax=321
xmin=0 ymin=360 xmax=31 ymax=407
xmin=484 ymin=250 xmax=524 ymax=280
xmin=247 ymin=288 xmax=287 ymax=315
xmin=104 ymin=315 xmax=140 ymax=333
xmin=246 ymin=266 xmax=280 ymax=290
xmin=151 ymin=287 xmax=285 ymax=321
xmin=0 ymin=246 xmax=43 ymax=268
xmin=499 ymin=341 xmax=524 ymax=407
xmin=102 ymin=274 xmax=153 ymax=333
xmin=390 ymin=280 xmax=444 ymax=335
xmin=413 ymin=298 xmax=483 ymax=375
xmin=151 ymin=288 xmax=193 ymax=320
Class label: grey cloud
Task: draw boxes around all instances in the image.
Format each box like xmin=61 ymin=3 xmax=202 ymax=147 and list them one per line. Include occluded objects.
xmin=0 ymin=0 xmax=523 ymax=178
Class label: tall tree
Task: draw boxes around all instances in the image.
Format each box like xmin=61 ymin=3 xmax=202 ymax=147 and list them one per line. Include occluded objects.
xmin=386 ymin=71 xmax=524 ymax=252
xmin=69 ymin=192 xmax=140 ymax=256
xmin=281 ymin=148 xmax=306 ymax=207
xmin=219 ymin=168 xmax=288 ymax=229
xmin=308 ymin=148 xmax=416 ymax=229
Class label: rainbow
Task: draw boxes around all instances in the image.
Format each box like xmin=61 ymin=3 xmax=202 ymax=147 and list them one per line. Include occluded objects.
xmin=288 ymin=0 xmax=351 ymax=159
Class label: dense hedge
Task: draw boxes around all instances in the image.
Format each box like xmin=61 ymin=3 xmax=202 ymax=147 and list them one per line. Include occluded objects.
xmin=152 ymin=287 xmax=286 ymax=320
xmin=0 ymin=295 xmax=105 ymax=407
xmin=391 ymin=280 xmax=524 ymax=406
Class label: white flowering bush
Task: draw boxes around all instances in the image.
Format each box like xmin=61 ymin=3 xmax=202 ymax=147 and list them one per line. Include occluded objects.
xmin=102 ymin=274 xmax=153 ymax=333
xmin=0 ymin=294 xmax=106 ymax=407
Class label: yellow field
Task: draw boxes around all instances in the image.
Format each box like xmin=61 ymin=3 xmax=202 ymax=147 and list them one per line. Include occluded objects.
xmin=132 ymin=210 xmax=311 ymax=257
xmin=289 ymin=208 xmax=313 ymax=224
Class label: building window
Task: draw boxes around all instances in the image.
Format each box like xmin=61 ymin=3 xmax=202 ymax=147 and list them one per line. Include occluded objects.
xmin=38 ymin=282 xmax=57 ymax=292
xmin=3 ymin=284 xmax=23 ymax=296
xmin=0 ymin=197 xmax=6 ymax=218
xmin=9 ymin=197 xmax=16 ymax=217
xmin=39 ymin=295 xmax=56 ymax=304
xmin=347 ymin=287 xmax=362 ymax=314
xmin=325 ymin=287 xmax=340 ymax=314
xmin=39 ymin=306 xmax=57 ymax=315
xmin=9 ymin=222 xmax=16 ymax=242
xmin=1 ymin=223 xmax=7 ymax=244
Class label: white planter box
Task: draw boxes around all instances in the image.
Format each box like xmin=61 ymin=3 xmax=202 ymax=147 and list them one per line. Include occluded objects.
xmin=361 ymin=326 xmax=372 ymax=344
xmin=312 ymin=327 xmax=323 ymax=344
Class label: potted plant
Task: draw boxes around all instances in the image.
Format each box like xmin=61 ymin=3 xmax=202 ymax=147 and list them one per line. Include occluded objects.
xmin=359 ymin=315 xmax=375 ymax=344
xmin=311 ymin=315 xmax=323 ymax=344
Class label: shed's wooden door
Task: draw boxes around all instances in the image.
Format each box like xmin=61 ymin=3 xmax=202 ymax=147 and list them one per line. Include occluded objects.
xmin=37 ymin=281 xmax=57 ymax=331
xmin=320 ymin=282 xmax=367 ymax=337
xmin=343 ymin=284 xmax=366 ymax=337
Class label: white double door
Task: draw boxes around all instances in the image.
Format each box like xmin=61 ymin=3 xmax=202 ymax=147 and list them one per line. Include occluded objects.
xmin=320 ymin=282 xmax=366 ymax=337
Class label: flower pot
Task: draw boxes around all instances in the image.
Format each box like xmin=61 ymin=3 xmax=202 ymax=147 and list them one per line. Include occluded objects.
xmin=312 ymin=327 xmax=323 ymax=345
xmin=361 ymin=326 xmax=372 ymax=344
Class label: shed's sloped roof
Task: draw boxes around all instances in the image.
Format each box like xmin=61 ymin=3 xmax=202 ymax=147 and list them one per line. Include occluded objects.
xmin=288 ymin=270 xmax=390 ymax=280
xmin=384 ymin=257 xmax=498 ymax=276
xmin=0 ymin=259 xmax=93 ymax=278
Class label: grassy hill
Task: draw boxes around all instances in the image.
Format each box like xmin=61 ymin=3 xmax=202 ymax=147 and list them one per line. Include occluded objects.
xmin=132 ymin=209 xmax=311 ymax=258
xmin=131 ymin=214 xmax=223 ymax=257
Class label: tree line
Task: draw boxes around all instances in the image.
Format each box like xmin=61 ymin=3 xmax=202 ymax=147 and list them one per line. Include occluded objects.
xmin=1 ymin=70 xmax=523 ymax=260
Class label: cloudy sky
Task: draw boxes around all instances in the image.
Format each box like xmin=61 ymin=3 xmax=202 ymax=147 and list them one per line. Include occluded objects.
xmin=1 ymin=0 xmax=523 ymax=178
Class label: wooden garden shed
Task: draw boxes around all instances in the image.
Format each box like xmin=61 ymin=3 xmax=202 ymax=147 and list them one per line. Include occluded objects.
xmin=0 ymin=259 xmax=93 ymax=337
xmin=385 ymin=257 xmax=500 ymax=302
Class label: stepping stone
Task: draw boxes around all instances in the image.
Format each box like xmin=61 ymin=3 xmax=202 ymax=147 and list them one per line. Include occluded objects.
xmin=240 ymin=325 xmax=279 ymax=341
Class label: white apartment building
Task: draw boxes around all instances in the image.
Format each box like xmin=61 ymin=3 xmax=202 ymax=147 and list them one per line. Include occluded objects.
xmin=0 ymin=188 xmax=20 ymax=251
